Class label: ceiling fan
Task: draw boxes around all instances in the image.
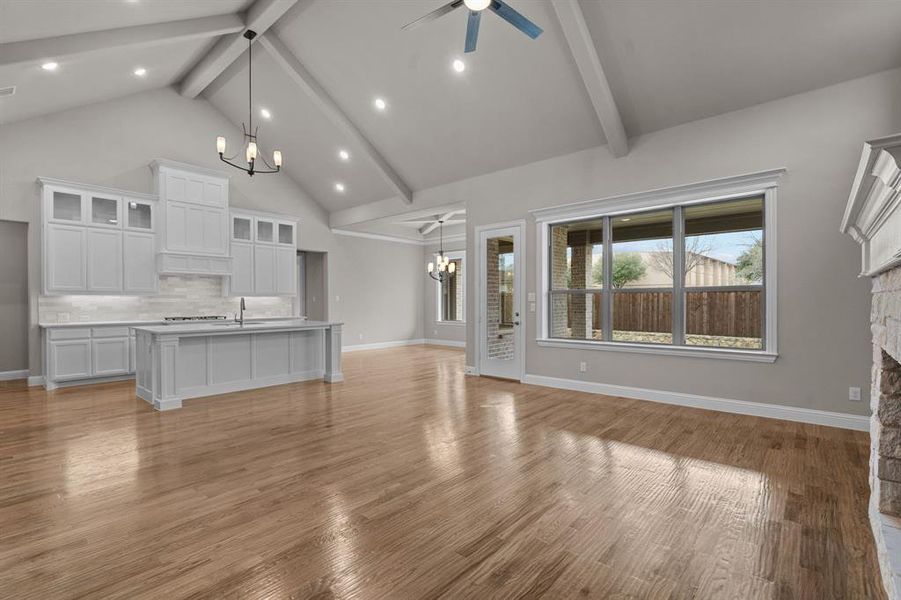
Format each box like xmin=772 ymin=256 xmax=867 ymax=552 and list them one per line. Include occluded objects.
xmin=402 ymin=0 xmax=543 ymax=53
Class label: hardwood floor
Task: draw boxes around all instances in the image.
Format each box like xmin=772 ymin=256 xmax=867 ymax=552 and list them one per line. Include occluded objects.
xmin=0 ymin=346 xmax=885 ymax=599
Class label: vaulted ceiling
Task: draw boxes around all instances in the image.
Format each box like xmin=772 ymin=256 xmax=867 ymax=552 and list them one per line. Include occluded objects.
xmin=4 ymin=0 xmax=901 ymax=223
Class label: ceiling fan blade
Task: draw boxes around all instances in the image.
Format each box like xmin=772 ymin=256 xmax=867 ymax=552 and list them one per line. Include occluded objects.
xmin=402 ymin=0 xmax=464 ymax=31
xmin=489 ymin=0 xmax=543 ymax=39
xmin=464 ymin=10 xmax=481 ymax=53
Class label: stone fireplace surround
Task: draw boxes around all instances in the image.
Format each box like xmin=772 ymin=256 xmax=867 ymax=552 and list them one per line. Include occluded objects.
xmin=844 ymin=134 xmax=901 ymax=599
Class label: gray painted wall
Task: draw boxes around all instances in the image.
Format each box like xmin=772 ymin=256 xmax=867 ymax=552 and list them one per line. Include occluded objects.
xmin=0 ymin=221 xmax=28 ymax=373
xmin=403 ymin=67 xmax=901 ymax=417
xmin=0 ymin=87 xmax=423 ymax=373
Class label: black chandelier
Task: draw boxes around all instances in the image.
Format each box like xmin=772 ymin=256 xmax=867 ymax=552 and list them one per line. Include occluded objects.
xmin=216 ymin=30 xmax=282 ymax=177
xmin=427 ymin=221 xmax=456 ymax=282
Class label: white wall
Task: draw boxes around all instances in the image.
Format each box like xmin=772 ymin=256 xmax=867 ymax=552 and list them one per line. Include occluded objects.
xmin=0 ymin=87 xmax=423 ymax=373
xmin=404 ymin=66 xmax=901 ymax=416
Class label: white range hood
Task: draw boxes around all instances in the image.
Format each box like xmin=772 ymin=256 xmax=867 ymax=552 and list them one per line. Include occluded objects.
xmin=150 ymin=159 xmax=233 ymax=276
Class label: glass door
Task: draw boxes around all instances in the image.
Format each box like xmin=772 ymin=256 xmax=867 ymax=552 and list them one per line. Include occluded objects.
xmin=479 ymin=223 xmax=523 ymax=380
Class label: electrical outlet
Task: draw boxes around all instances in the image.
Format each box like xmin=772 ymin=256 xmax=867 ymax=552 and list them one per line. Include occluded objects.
xmin=335 ymin=295 xmax=340 ymax=302
xmin=358 ymin=333 xmax=363 ymax=340
xmin=527 ymin=292 xmax=536 ymax=302
xmin=579 ymin=361 xmax=587 ymax=373
xmin=849 ymin=387 xmax=861 ymax=402
xmin=433 ymin=329 xmax=438 ymax=335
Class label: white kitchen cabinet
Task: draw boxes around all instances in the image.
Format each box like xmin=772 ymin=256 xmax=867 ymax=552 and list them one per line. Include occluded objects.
xmin=124 ymin=231 xmax=158 ymax=293
xmin=49 ymin=339 xmax=92 ymax=381
xmin=46 ymin=223 xmax=87 ymax=292
xmin=226 ymin=211 xmax=297 ymax=296
xmin=230 ymin=242 xmax=254 ymax=295
xmin=40 ymin=178 xmax=159 ymax=295
xmin=42 ymin=325 xmax=141 ymax=389
xmin=151 ymin=159 xmax=231 ymax=276
xmin=276 ymin=247 xmax=296 ymax=295
xmin=87 ymin=228 xmax=123 ymax=292
xmin=254 ymin=244 xmax=277 ymax=294
xmin=92 ymin=337 xmax=130 ymax=376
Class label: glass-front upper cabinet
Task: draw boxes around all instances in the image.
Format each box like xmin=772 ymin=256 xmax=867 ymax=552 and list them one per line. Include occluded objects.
xmin=51 ymin=190 xmax=84 ymax=222
xmin=91 ymin=195 xmax=121 ymax=227
xmin=257 ymin=218 xmax=274 ymax=243
xmin=232 ymin=215 xmax=252 ymax=241
xmin=126 ymin=199 xmax=153 ymax=230
xmin=277 ymin=222 xmax=295 ymax=246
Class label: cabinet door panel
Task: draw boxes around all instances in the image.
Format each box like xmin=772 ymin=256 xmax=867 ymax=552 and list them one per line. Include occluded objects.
xmin=276 ymin=247 xmax=296 ymax=295
xmin=185 ymin=206 xmax=205 ymax=250
xmin=124 ymin=232 xmax=157 ymax=293
xmin=166 ymin=203 xmax=188 ymax=250
xmin=46 ymin=224 xmax=87 ymax=292
xmin=92 ymin=338 xmax=129 ymax=376
xmin=230 ymin=243 xmax=254 ymax=295
xmin=254 ymin=245 xmax=277 ymax=294
xmin=50 ymin=340 xmax=92 ymax=380
xmin=202 ymin=209 xmax=225 ymax=253
xmin=87 ymin=229 xmax=123 ymax=292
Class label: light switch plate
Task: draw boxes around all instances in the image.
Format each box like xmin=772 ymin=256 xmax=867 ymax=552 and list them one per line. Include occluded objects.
xmin=849 ymin=387 xmax=861 ymax=401
xmin=527 ymin=292 xmax=536 ymax=302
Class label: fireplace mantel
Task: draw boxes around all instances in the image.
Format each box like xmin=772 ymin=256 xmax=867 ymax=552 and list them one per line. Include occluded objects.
xmin=843 ymin=133 xmax=901 ymax=277
xmin=841 ymin=134 xmax=901 ymax=277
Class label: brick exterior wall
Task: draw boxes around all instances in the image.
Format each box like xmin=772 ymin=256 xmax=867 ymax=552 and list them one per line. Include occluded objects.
xmin=570 ymin=230 xmax=593 ymax=338
xmin=550 ymin=226 xmax=569 ymax=337
xmin=486 ymin=238 xmax=515 ymax=360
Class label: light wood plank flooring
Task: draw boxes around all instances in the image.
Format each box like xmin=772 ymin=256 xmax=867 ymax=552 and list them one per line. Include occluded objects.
xmin=0 ymin=346 xmax=884 ymax=599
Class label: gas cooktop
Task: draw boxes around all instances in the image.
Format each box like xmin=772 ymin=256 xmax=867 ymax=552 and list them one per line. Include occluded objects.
xmin=163 ymin=315 xmax=228 ymax=322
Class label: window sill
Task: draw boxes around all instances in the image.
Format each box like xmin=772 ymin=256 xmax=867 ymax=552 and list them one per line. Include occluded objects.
xmin=435 ymin=321 xmax=466 ymax=327
xmin=535 ymin=338 xmax=778 ymax=363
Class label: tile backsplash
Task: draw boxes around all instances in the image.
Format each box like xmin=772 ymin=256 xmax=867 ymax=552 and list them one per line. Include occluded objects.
xmin=39 ymin=275 xmax=295 ymax=323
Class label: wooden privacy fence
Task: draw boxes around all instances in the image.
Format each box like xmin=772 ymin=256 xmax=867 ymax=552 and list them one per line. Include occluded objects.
xmin=566 ymin=289 xmax=762 ymax=338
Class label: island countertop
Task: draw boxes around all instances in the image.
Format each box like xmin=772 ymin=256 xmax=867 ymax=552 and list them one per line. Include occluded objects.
xmin=132 ymin=319 xmax=342 ymax=337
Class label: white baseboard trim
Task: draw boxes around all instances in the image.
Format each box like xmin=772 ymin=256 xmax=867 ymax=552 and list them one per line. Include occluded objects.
xmin=464 ymin=365 xmax=479 ymax=376
xmin=27 ymin=375 xmax=45 ymax=387
xmin=521 ymin=374 xmax=870 ymax=431
xmin=343 ymin=339 xmax=426 ymax=352
xmin=424 ymin=339 xmax=466 ymax=348
xmin=0 ymin=369 xmax=29 ymax=381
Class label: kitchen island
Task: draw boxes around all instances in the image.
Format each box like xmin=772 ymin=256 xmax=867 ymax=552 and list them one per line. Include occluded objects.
xmin=134 ymin=319 xmax=342 ymax=410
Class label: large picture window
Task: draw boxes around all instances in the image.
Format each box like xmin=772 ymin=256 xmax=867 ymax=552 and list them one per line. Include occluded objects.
xmin=539 ymin=171 xmax=779 ymax=361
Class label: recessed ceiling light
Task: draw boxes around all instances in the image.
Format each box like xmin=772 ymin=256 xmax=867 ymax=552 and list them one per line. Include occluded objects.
xmin=41 ymin=62 xmax=58 ymax=71
xmin=133 ymin=67 xmax=147 ymax=77
xmin=334 ymin=182 xmax=346 ymax=193
xmin=620 ymin=217 xmax=631 ymax=222
xmin=373 ymin=97 xmax=387 ymax=111
xmin=452 ymin=59 xmax=466 ymax=73
xmin=260 ymin=107 xmax=272 ymax=119
xmin=338 ymin=149 xmax=350 ymax=161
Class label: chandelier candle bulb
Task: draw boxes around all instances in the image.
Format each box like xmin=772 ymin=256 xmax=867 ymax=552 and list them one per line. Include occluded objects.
xmin=428 ymin=262 xmax=435 ymax=273
xmin=246 ymin=141 xmax=258 ymax=162
xmin=273 ymin=150 xmax=282 ymax=167
xmin=217 ymin=136 xmax=226 ymax=154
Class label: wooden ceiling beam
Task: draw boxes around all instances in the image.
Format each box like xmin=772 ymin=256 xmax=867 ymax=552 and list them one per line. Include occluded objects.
xmin=259 ymin=32 xmax=414 ymax=204
xmin=0 ymin=14 xmax=243 ymax=68
xmin=179 ymin=0 xmax=298 ymax=99
xmin=550 ymin=0 xmax=628 ymax=158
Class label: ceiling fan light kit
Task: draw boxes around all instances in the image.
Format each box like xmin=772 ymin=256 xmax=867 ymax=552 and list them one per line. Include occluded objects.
xmin=403 ymin=0 xmax=543 ymax=54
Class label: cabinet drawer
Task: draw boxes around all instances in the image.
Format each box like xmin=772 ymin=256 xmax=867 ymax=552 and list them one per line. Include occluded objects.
xmin=48 ymin=328 xmax=91 ymax=340
xmin=92 ymin=327 xmax=131 ymax=338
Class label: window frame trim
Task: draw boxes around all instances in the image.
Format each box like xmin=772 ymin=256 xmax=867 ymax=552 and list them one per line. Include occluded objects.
xmin=534 ymin=169 xmax=783 ymax=362
xmin=435 ymin=250 xmax=466 ymax=325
